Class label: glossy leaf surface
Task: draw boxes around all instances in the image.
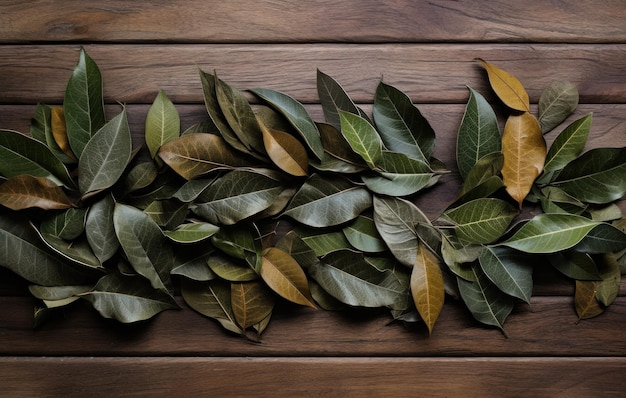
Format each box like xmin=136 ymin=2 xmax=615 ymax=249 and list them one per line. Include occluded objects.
xmin=163 ymin=222 xmax=219 ymax=244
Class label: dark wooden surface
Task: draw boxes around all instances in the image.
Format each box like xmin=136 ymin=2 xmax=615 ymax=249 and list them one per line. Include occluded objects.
xmin=0 ymin=1 xmax=625 ymax=396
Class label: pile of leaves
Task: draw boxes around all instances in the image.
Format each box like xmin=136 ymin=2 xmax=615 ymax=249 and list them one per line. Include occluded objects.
xmin=0 ymin=50 xmax=624 ymax=338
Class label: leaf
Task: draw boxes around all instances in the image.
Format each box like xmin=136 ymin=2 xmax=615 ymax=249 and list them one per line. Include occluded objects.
xmin=211 ymin=225 xmax=262 ymax=269
xmin=64 ymin=48 xmax=106 ymax=158
xmin=275 ymin=230 xmax=320 ymax=270
xmin=260 ymin=247 xmax=316 ymax=308
xmin=548 ymin=251 xmax=601 ymax=280
xmin=50 ymin=107 xmax=77 ymax=161
xmin=373 ymin=81 xmax=435 ymax=163
xmin=29 ymin=103 xmax=49 ymax=143
xmin=373 ymin=195 xmax=430 ymax=267
xmin=81 ymin=273 xmax=178 ymax=323
xmin=339 ymin=110 xmax=383 ymax=169
xmin=146 ymin=90 xmax=180 ymax=158
xmin=170 ymin=248 xmax=215 ymax=281
xmin=343 ymin=215 xmax=387 ymax=253
xmin=501 ymin=112 xmax=546 ymax=207
xmin=250 ymin=88 xmax=324 ymax=160
xmin=456 ymin=87 xmax=501 ymax=180
xmin=575 ymin=280 xmax=604 ymax=320
xmin=0 ymin=129 xmax=74 ymax=187
xmin=40 ymin=207 xmax=87 ymax=240
xmin=144 ymin=199 xmax=188 ymax=229
xmin=316 ymin=122 xmax=367 ymax=169
xmin=0 ymin=175 xmax=75 ymax=210
xmin=477 ymin=58 xmax=530 ymax=112
xmin=208 ymin=254 xmax=258 ymax=282
xmin=36 ymin=232 xmax=102 ymax=269
xmin=538 ymin=81 xmax=579 ymax=134
xmin=180 ymin=278 xmax=241 ymax=334
xmin=309 ymin=250 xmax=405 ymax=307
xmin=457 ymin=264 xmax=515 ymax=331
xmin=163 ymin=222 xmax=219 ymax=244
xmin=122 ymin=161 xmax=158 ymax=194
xmin=573 ymin=223 xmax=626 ymax=253
xmin=85 ymin=194 xmax=119 ymax=264
xmin=192 ymin=169 xmax=284 ymax=225
xmin=595 ymin=254 xmax=620 ymax=307
xmin=441 ymin=198 xmax=517 ymax=245
xmin=113 ymin=204 xmax=175 ymax=293
xmin=78 ymin=109 xmax=132 ymax=199
xmin=552 ymin=147 xmax=626 ymax=204
xmin=362 ymin=151 xmax=434 ymax=196
xmin=500 ymin=213 xmax=600 ymax=253
xmin=440 ymin=231 xmax=482 ymax=281
xmin=411 ymin=242 xmax=445 ymax=335
xmin=283 ymin=174 xmax=372 ymax=227
xmin=231 ymin=280 xmax=275 ymax=329
xmin=29 ymin=284 xmax=92 ymax=301
xmin=479 ymin=246 xmax=533 ymax=304
xmin=173 ymin=177 xmax=218 ymax=202
xmin=316 ymin=69 xmax=359 ymax=130
xmin=543 ymin=114 xmax=591 ymax=173
xmin=158 ymin=133 xmax=258 ymax=180
xmin=258 ymin=119 xmax=308 ymax=176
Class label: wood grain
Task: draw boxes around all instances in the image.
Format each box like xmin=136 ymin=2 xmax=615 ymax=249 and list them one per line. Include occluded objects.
xmin=1 ymin=0 xmax=624 ymax=44
xmin=0 ymin=44 xmax=625 ymax=104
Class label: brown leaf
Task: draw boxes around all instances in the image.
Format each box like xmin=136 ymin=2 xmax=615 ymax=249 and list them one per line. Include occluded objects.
xmin=575 ymin=280 xmax=604 ymax=320
xmin=50 ymin=107 xmax=77 ymax=161
xmin=231 ymin=280 xmax=275 ymax=329
xmin=258 ymin=119 xmax=308 ymax=177
xmin=410 ymin=242 xmax=445 ymax=335
xmin=477 ymin=58 xmax=530 ymax=112
xmin=260 ymin=247 xmax=316 ymax=308
xmin=0 ymin=175 xmax=76 ymax=210
xmin=501 ymin=112 xmax=546 ymax=208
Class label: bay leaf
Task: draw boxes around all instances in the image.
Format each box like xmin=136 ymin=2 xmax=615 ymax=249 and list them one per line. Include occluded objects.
xmin=170 ymin=248 xmax=216 ymax=281
xmin=40 ymin=207 xmax=87 ymax=240
xmin=258 ymin=119 xmax=308 ymax=176
xmin=211 ymin=225 xmax=262 ymax=270
xmin=36 ymin=232 xmax=102 ymax=269
xmin=29 ymin=284 xmax=92 ymax=301
xmin=316 ymin=122 xmax=367 ymax=169
xmin=50 ymin=107 xmax=77 ymax=161
xmin=479 ymin=246 xmax=533 ymax=304
xmin=85 ymin=193 xmax=119 ymax=264
xmin=477 ymin=58 xmax=530 ymax=112
xmin=0 ymin=175 xmax=75 ymax=211
xmin=121 ymin=161 xmax=158 ymax=195
xmin=548 ymin=250 xmax=601 ymax=280
xmin=538 ymin=81 xmax=579 ymax=134
xmin=144 ymin=199 xmax=188 ymax=230
xmin=145 ymin=90 xmax=180 ymax=158
xmin=343 ymin=215 xmax=387 ymax=253
xmin=299 ymin=230 xmax=352 ymax=257
xmin=208 ymin=253 xmax=258 ymax=282
xmin=260 ymin=247 xmax=316 ymax=308
xmin=543 ymin=113 xmax=591 ymax=173
xmin=231 ymin=280 xmax=275 ymax=329
xmin=573 ymin=223 xmax=626 ymax=253
xmin=31 ymin=104 xmax=75 ymax=165
xmin=163 ymin=222 xmax=219 ymax=244
xmin=275 ymin=230 xmax=321 ymax=271
xmin=173 ymin=177 xmax=219 ymax=203
xmin=575 ymin=280 xmax=604 ymax=320
xmin=595 ymin=254 xmax=620 ymax=307
xmin=180 ymin=278 xmax=241 ymax=334
xmin=339 ymin=110 xmax=383 ymax=170
xmin=441 ymin=198 xmax=517 ymax=245
xmin=410 ymin=242 xmax=445 ymax=335
xmin=316 ymin=69 xmax=359 ymax=130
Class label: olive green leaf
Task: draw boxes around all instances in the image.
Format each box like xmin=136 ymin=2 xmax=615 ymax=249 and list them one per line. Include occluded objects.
xmin=192 ymin=169 xmax=283 ymax=225
xmin=211 ymin=225 xmax=262 ymax=269
xmin=309 ymin=249 xmax=405 ymax=307
xmin=300 ymin=231 xmax=351 ymax=257
xmin=362 ymin=151 xmax=434 ymax=196
xmin=144 ymin=199 xmax=188 ymax=230
xmin=250 ymin=88 xmax=324 ymax=160
xmin=85 ymin=193 xmax=119 ymax=264
xmin=411 ymin=242 xmax=445 ymax=335
xmin=170 ymin=248 xmax=216 ymax=282
xmin=538 ymin=81 xmax=579 ymax=134
xmin=158 ymin=133 xmax=258 ymax=180
xmin=0 ymin=129 xmax=74 ymax=188
xmin=36 ymin=232 xmax=102 ymax=269
xmin=587 ymin=203 xmax=622 ymax=222
xmin=78 ymin=109 xmax=132 ymax=199
xmin=208 ymin=253 xmax=258 ymax=282
xmin=317 ymin=69 xmax=359 ymax=130
xmin=441 ymin=198 xmax=517 ymax=245
xmin=457 ymin=264 xmax=515 ymax=331
xmin=575 ymin=280 xmax=604 ymax=320
xmin=479 ymin=246 xmax=533 ymax=304
xmin=113 ymin=204 xmax=175 ymax=293
xmin=173 ymin=177 xmax=218 ymax=203
xmin=457 ymin=152 xmax=504 ymax=197
xmin=440 ymin=231 xmax=482 ymax=281
xmin=477 ymin=58 xmax=530 ymax=112
xmin=500 ymin=213 xmax=600 ymax=253
xmin=146 ymin=90 xmax=180 ymax=158
xmin=163 ymin=222 xmax=219 ymax=244
xmin=456 ymin=87 xmax=501 ymax=180
xmin=283 ymin=174 xmax=372 ymax=227
xmin=373 ymin=81 xmax=436 ymax=163
xmin=275 ymin=230 xmax=320 ymax=270
xmin=121 ymin=161 xmax=158 ymax=195
xmin=231 ymin=280 xmax=275 ymax=329
xmin=260 ymin=247 xmax=316 ymax=308
xmin=29 ymin=284 xmax=92 ymax=302
xmin=543 ymin=113 xmax=591 ymax=173
xmin=550 ymin=250 xmax=601 ymax=281
xmin=595 ymin=254 xmax=620 ymax=307
xmin=31 ymin=104 xmax=76 ymax=164
xmin=343 ymin=215 xmax=387 ymax=253
xmin=180 ymin=278 xmax=241 ymax=334
xmin=551 ymin=147 xmax=626 ymax=204
xmin=316 ymin=122 xmax=367 ymax=170
xmin=339 ymin=110 xmax=383 ymax=169
xmin=573 ymin=223 xmax=626 ymax=253
xmin=0 ymin=175 xmax=75 ymax=211
xmin=258 ymin=119 xmax=308 ymax=177
xmin=40 ymin=207 xmax=87 ymax=240
xmin=81 ymin=273 xmax=178 ymax=323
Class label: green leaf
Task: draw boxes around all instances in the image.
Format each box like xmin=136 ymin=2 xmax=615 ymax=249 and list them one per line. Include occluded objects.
xmin=309 ymin=250 xmax=405 ymax=307
xmin=275 ymin=230 xmax=320 ymax=271
xmin=250 ymin=88 xmax=324 ymax=160
xmin=121 ymin=161 xmax=158 ymax=195
xmin=113 ymin=204 xmax=175 ymax=293
xmin=373 ymin=81 xmax=436 ymax=163
xmin=457 ymin=264 xmax=515 ymax=331
xmin=440 ymin=231 xmax=482 ymax=281
xmin=316 ymin=69 xmax=359 ymax=131
xmin=283 ymin=174 xmax=372 ymax=227
xmin=144 ymin=199 xmax=188 ymax=229
xmin=29 ymin=284 xmax=92 ymax=301
xmin=456 ymin=87 xmax=501 ymax=180
xmin=0 ymin=129 xmax=74 ymax=187
xmin=192 ymin=169 xmax=284 ymax=225
xmin=339 ymin=110 xmax=383 ymax=169
xmin=211 ymin=225 xmax=262 ymax=269
xmin=64 ymin=48 xmax=106 ymax=158
xmin=36 ymin=232 xmax=102 ymax=269
xmin=298 ymin=230 xmax=352 ymax=257
xmin=40 ymin=207 xmax=87 ymax=240
xmin=145 ymin=90 xmax=180 ymax=158
xmin=543 ymin=114 xmax=591 ymax=173
xmin=173 ymin=177 xmax=218 ymax=203
xmin=31 ymin=104 xmax=76 ymax=164
xmin=442 ymin=198 xmax=517 ymax=245
xmin=82 ymin=273 xmax=178 ymax=323
xmin=500 ymin=213 xmax=600 ymax=253
xmin=208 ymin=253 xmax=258 ymax=282
xmin=538 ymin=81 xmax=579 ymax=134
xmin=0 ymin=175 xmax=76 ymax=211
xmin=170 ymin=248 xmax=216 ymax=281
xmin=78 ymin=109 xmax=132 ymax=199
xmin=85 ymin=194 xmax=119 ymax=264
xmin=315 ymin=122 xmax=367 ymax=171
xmin=479 ymin=246 xmax=533 ymax=304
xmin=552 ymin=147 xmax=626 ymax=204
xmin=362 ymin=151 xmax=435 ymax=196
xmin=343 ymin=215 xmax=387 ymax=253
xmin=595 ymin=254 xmax=620 ymax=306
xmin=573 ymin=223 xmax=626 ymax=253
xmin=260 ymin=247 xmax=316 ymax=308
xmin=548 ymin=250 xmax=601 ymax=280
xmin=180 ymin=278 xmax=241 ymax=334
xmin=231 ymin=280 xmax=275 ymax=329
xmin=163 ymin=222 xmax=219 ymax=244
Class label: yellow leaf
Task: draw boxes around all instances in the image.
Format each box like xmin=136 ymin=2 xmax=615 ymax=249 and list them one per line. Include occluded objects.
xmin=575 ymin=280 xmax=604 ymax=320
xmin=501 ymin=112 xmax=546 ymax=208
xmin=260 ymin=247 xmax=316 ymax=308
xmin=477 ymin=58 xmax=530 ymax=112
xmin=410 ymin=242 xmax=445 ymax=335
xmin=259 ymin=118 xmax=308 ymax=177
xmin=0 ymin=175 xmax=76 ymax=210
xmin=231 ymin=280 xmax=275 ymax=329
xmin=51 ymin=107 xmax=77 ymax=161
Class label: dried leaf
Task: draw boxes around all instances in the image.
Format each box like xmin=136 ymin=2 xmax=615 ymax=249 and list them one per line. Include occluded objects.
xmin=231 ymin=280 xmax=275 ymax=329
xmin=0 ymin=175 xmax=75 ymax=210
xmin=548 ymin=251 xmax=601 ymax=280
xmin=260 ymin=247 xmax=316 ymax=308
xmin=180 ymin=278 xmax=241 ymax=334
xmin=50 ymin=107 xmax=77 ymax=161
xmin=32 ymin=104 xmax=76 ymax=164
xmin=208 ymin=253 xmax=258 ymax=282
xmin=575 ymin=280 xmax=604 ymax=320
xmin=259 ymin=119 xmax=308 ymax=176
xmin=538 ymin=81 xmax=579 ymax=134
xmin=410 ymin=242 xmax=445 ymax=335
xmin=477 ymin=58 xmax=530 ymax=112
xmin=595 ymin=254 xmax=620 ymax=307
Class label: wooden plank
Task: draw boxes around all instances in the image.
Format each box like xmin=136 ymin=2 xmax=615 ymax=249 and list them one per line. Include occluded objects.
xmin=0 ymin=44 xmax=625 ymax=104
xmin=1 ymin=0 xmax=625 ymax=44
xmin=0 ymin=296 xmax=624 ymax=357
xmin=1 ymin=356 xmax=625 ymax=397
